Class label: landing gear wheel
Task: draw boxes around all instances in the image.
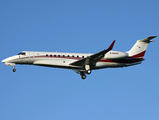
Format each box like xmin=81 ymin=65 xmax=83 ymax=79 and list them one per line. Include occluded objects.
xmin=87 ymin=70 xmax=91 ymax=74
xmin=13 ymin=68 xmax=16 ymax=72
xmin=81 ymin=74 xmax=86 ymax=79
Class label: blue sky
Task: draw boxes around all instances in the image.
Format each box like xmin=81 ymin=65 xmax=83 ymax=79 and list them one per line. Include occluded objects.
xmin=0 ymin=0 xmax=159 ymax=120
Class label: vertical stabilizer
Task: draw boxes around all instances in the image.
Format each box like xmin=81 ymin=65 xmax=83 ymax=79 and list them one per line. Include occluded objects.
xmin=127 ymin=36 xmax=157 ymax=59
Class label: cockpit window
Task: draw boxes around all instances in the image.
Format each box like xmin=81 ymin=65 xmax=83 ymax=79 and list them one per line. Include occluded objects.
xmin=18 ymin=52 xmax=26 ymax=55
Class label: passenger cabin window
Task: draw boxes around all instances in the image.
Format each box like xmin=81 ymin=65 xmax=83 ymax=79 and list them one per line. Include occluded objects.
xmin=18 ymin=52 xmax=26 ymax=55
xmin=46 ymin=54 xmax=48 ymax=57
xmin=82 ymin=56 xmax=84 ymax=58
xmin=68 ymin=55 xmax=70 ymax=57
xmin=58 ymin=55 xmax=60 ymax=57
xmin=77 ymin=56 xmax=79 ymax=58
xmin=72 ymin=55 xmax=74 ymax=58
xmin=50 ymin=55 xmax=52 ymax=57
xmin=54 ymin=55 xmax=56 ymax=57
xmin=63 ymin=55 xmax=65 ymax=57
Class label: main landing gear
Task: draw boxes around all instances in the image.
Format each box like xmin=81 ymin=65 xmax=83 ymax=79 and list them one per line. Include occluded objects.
xmin=80 ymin=65 xmax=92 ymax=79
xmin=80 ymin=70 xmax=92 ymax=80
xmin=87 ymin=70 xmax=91 ymax=74
xmin=80 ymin=72 xmax=87 ymax=79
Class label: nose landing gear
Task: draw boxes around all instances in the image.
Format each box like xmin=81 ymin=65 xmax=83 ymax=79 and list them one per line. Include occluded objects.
xmin=12 ymin=65 xmax=16 ymax=72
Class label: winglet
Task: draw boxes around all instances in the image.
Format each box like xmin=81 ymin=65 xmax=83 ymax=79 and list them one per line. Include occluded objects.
xmin=108 ymin=40 xmax=115 ymax=50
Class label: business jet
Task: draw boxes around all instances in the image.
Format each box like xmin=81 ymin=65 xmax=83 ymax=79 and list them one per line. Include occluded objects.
xmin=2 ymin=36 xmax=157 ymax=79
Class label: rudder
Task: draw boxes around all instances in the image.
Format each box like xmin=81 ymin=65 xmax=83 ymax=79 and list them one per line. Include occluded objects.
xmin=127 ymin=36 xmax=157 ymax=59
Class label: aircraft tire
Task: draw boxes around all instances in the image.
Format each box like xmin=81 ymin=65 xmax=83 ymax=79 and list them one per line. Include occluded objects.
xmin=87 ymin=70 xmax=91 ymax=75
xmin=81 ymin=75 xmax=86 ymax=79
xmin=13 ymin=68 xmax=16 ymax=72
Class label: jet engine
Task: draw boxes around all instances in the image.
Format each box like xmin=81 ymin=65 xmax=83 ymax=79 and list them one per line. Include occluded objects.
xmin=104 ymin=51 xmax=129 ymax=60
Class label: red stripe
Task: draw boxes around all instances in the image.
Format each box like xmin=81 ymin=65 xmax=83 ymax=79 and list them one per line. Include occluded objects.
xmin=99 ymin=57 xmax=142 ymax=63
xmin=131 ymin=51 xmax=146 ymax=58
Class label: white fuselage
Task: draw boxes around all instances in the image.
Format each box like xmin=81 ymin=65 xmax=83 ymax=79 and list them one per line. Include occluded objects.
xmin=2 ymin=51 xmax=142 ymax=70
xmin=3 ymin=35 xmax=156 ymax=79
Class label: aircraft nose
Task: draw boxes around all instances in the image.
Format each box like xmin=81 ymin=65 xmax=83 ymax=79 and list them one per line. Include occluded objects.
xmin=1 ymin=57 xmax=13 ymax=63
xmin=1 ymin=59 xmax=6 ymax=63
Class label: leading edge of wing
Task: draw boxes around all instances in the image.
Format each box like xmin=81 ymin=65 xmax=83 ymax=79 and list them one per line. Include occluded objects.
xmin=70 ymin=40 xmax=116 ymax=66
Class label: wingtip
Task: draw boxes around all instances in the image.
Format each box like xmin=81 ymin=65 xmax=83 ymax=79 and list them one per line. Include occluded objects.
xmin=108 ymin=40 xmax=116 ymax=50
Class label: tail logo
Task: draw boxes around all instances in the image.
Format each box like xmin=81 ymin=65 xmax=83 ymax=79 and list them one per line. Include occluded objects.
xmin=137 ymin=46 xmax=141 ymax=49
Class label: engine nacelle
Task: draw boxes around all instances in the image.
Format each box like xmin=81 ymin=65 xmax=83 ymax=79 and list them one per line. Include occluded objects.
xmin=104 ymin=51 xmax=129 ymax=60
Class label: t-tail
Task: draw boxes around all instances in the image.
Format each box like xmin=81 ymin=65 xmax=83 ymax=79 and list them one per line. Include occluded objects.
xmin=127 ymin=36 xmax=157 ymax=59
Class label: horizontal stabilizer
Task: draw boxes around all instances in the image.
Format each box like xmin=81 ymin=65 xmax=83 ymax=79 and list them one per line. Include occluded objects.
xmin=139 ymin=36 xmax=157 ymax=43
xmin=127 ymin=36 xmax=157 ymax=58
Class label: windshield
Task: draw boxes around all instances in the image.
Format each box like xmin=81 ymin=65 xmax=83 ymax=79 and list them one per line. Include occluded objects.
xmin=17 ymin=52 xmax=26 ymax=55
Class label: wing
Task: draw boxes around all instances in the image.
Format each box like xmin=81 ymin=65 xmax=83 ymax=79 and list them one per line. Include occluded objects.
xmin=70 ymin=40 xmax=115 ymax=67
